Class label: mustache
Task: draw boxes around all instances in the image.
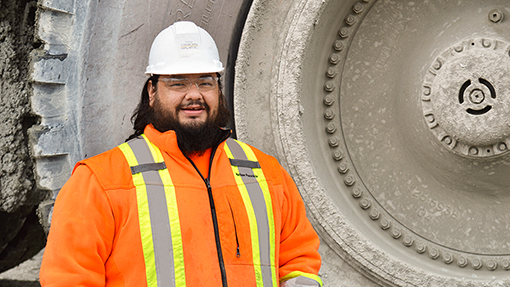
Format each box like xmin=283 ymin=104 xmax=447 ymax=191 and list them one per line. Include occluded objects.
xmin=179 ymin=100 xmax=209 ymax=110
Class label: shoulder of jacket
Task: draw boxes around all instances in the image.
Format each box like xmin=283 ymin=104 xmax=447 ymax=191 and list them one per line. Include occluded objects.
xmin=75 ymin=146 xmax=133 ymax=190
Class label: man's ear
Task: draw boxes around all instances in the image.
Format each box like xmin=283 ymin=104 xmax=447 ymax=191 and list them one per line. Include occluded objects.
xmin=148 ymin=80 xmax=156 ymax=107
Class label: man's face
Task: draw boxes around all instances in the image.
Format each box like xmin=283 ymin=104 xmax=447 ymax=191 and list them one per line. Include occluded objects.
xmin=148 ymin=73 xmax=220 ymax=129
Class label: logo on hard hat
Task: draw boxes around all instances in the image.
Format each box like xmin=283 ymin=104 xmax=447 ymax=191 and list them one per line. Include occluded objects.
xmin=181 ymin=41 xmax=199 ymax=50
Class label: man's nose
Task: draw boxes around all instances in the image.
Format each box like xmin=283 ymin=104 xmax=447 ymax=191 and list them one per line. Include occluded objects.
xmin=184 ymin=83 xmax=203 ymax=99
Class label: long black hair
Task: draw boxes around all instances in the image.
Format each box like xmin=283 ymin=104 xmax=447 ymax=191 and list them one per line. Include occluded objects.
xmin=126 ymin=74 xmax=229 ymax=141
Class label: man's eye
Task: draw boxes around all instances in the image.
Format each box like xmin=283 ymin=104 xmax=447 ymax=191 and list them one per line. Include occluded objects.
xmin=170 ymin=82 xmax=187 ymax=87
xmin=198 ymin=82 xmax=214 ymax=87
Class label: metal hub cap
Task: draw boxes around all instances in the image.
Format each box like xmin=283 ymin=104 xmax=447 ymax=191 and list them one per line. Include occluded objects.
xmin=422 ymin=38 xmax=510 ymax=157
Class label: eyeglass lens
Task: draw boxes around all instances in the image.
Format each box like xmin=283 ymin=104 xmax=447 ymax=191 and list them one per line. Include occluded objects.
xmin=161 ymin=77 xmax=218 ymax=92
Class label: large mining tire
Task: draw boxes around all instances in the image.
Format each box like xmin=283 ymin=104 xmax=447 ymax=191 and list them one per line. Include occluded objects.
xmin=235 ymin=0 xmax=510 ymax=286
xmin=0 ymin=0 xmax=47 ymax=273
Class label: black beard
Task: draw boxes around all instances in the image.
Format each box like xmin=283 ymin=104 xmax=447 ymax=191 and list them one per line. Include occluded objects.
xmin=151 ymin=97 xmax=230 ymax=156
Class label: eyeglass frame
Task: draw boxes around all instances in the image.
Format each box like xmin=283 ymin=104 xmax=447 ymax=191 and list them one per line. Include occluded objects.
xmin=158 ymin=76 xmax=220 ymax=93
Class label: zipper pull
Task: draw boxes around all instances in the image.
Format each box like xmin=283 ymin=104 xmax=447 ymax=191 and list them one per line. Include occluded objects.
xmin=236 ymin=246 xmax=240 ymax=258
xmin=205 ymin=178 xmax=212 ymax=191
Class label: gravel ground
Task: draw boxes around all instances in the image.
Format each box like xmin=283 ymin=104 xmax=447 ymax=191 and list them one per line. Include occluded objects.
xmin=0 ymin=249 xmax=42 ymax=286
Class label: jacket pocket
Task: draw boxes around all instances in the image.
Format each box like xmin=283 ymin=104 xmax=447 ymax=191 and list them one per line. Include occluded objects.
xmin=227 ymin=199 xmax=241 ymax=258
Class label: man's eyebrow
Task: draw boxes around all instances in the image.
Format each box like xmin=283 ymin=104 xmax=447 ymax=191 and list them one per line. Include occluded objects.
xmin=169 ymin=75 xmax=214 ymax=79
xmin=169 ymin=75 xmax=187 ymax=79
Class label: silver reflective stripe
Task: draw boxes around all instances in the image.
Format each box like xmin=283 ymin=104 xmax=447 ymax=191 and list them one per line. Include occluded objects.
xmin=127 ymin=137 xmax=175 ymax=287
xmin=280 ymin=276 xmax=321 ymax=287
xmin=226 ymin=138 xmax=275 ymax=287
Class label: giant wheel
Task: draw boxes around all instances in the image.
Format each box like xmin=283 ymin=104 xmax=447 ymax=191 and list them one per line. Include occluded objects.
xmin=235 ymin=0 xmax=510 ymax=286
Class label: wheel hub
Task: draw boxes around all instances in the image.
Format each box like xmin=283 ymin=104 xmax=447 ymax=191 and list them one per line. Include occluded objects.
xmin=422 ymin=38 xmax=510 ymax=157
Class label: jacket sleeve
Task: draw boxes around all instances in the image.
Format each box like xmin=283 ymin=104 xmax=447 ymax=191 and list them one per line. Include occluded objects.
xmin=39 ymin=164 xmax=115 ymax=287
xmin=278 ymin=167 xmax=322 ymax=286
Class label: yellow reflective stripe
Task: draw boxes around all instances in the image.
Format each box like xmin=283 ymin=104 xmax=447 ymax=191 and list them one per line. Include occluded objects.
xmin=118 ymin=143 xmax=158 ymax=287
xmin=233 ymin=140 xmax=277 ymax=287
xmin=224 ymin=140 xmax=277 ymax=287
xmin=143 ymin=136 xmax=186 ymax=287
xmin=224 ymin=144 xmax=265 ymax=285
xmin=280 ymin=271 xmax=323 ymax=287
xmin=119 ymin=143 xmax=143 ymax=186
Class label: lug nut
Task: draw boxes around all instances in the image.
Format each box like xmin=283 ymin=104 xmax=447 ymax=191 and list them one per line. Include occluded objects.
xmin=380 ymin=218 xmax=391 ymax=230
xmin=338 ymin=27 xmax=350 ymax=38
xmin=324 ymin=81 xmax=335 ymax=92
xmin=433 ymin=60 xmax=442 ymax=70
xmin=333 ymin=40 xmax=344 ymax=51
xmin=345 ymin=15 xmax=357 ymax=26
xmin=329 ymin=53 xmax=341 ymax=64
xmin=324 ymin=109 xmax=335 ymax=120
xmin=457 ymin=257 xmax=468 ymax=268
xmin=323 ymin=95 xmax=334 ymax=106
xmin=351 ymin=187 xmax=363 ymax=198
xmin=353 ymin=3 xmax=364 ymax=14
xmin=415 ymin=243 xmax=426 ymax=254
xmin=489 ymin=9 xmax=504 ymax=23
xmin=326 ymin=67 xmax=337 ymax=78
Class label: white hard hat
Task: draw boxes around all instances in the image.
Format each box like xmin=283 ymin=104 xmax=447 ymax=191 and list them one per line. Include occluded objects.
xmin=145 ymin=21 xmax=224 ymax=75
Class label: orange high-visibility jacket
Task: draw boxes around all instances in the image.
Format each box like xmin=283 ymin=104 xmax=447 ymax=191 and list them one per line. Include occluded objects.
xmin=40 ymin=125 xmax=322 ymax=287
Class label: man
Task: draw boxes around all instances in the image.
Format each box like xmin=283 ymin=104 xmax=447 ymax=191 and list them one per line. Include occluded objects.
xmin=40 ymin=21 xmax=322 ymax=287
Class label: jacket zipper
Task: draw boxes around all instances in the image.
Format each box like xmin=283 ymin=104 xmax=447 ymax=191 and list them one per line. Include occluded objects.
xmin=204 ymin=177 xmax=228 ymax=287
xmin=184 ymin=144 xmax=228 ymax=287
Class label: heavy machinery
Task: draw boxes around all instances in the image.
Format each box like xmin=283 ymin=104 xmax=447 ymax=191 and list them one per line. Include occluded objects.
xmin=2 ymin=0 xmax=510 ymax=285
